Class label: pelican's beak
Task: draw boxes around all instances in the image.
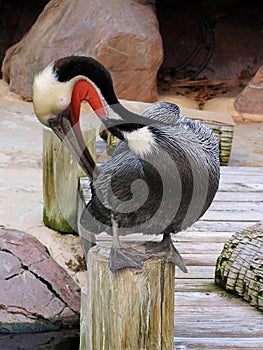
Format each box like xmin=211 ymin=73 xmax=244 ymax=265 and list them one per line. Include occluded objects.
xmin=48 ymin=108 xmax=98 ymax=179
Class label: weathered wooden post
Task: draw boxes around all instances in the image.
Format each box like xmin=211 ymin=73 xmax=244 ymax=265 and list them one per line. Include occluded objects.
xmin=79 ymin=245 xmax=175 ymax=350
xmin=42 ymin=124 xmax=96 ymax=232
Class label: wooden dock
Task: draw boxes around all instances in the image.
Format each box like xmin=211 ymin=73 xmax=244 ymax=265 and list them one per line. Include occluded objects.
xmin=80 ymin=165 xmax=263 ymax=349
xmin=173 ymin=166 xmax=263 ymax=349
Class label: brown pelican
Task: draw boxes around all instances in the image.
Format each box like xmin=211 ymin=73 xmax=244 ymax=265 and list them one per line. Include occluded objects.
xmin=33 ymin=56 xmax=220 ymax=272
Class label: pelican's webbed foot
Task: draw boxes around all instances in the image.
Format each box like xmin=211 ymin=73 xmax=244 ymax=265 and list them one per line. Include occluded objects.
xmin=143 ymin=233 xmax=188 ymax=273
xmin=109 ymin=247 xmax=148 ymax=271
xmin=110 ymin=216 xmax=147 ymax=271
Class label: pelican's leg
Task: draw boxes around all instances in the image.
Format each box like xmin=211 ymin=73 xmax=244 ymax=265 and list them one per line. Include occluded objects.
xmin=111 ymin=218 xmax=121 ymax=249
xmin=109 ymin=217 xmax=147 ymax=271
xmin=143 ymin=233 xmax=187 ymax=273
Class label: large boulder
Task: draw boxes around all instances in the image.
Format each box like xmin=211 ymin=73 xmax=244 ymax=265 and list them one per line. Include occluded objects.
xmin=2 ymin=0 xmax=163 ymax=102
xmin=0 ymin=228 xmax=80 ymax=332
xmin=234 ymin=65 xmax=263 ymax=114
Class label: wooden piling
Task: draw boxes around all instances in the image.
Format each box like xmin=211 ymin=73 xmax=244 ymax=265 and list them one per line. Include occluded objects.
xmin=80 ymin=245 xmax=175 ymax=350
xmin=42 ymin=125 xmax=95 ymax=232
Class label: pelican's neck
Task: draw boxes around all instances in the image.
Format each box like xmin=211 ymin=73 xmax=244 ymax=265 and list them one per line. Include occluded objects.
xmin=101 ymin=102 xmax=159 ymax=145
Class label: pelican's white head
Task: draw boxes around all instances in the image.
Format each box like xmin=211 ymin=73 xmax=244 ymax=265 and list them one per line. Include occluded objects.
xmin=32 ymin=62 xmax=75 ymax=126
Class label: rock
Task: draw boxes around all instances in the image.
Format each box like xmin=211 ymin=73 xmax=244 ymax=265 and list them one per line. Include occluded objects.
xmin=0 ymin=228 xmax=81 ymax=332
xmin=204 ymin=97 xmax=263 ymax=122
xmin=2 ymin=0 xmax=163 ymax=102
xmin=120 ymin=99 xmax=151 ymax=114
xmin=204 ymin=97 xmax=240 ymax=119
xmin=158 ymin=94 xmax=199 ymax=110
xmin=234 ymin=66 xmax=263 ymax=115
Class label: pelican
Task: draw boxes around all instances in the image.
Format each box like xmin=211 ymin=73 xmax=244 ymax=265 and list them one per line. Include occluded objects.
xmin=33 ymin=56 xmax=220 ymax=272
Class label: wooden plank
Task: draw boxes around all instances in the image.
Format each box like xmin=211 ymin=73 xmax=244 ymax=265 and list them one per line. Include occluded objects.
xmin=174 ymin=291 xmax=255 ymax=307
xmin=190 ymin=220 xmax=256 ymax=232
xmin=174 ymin=231 xmax=233 ymax=243
xmin=182 ymin=254 xmax=219 ymax=266
xmin=220 ymin=166 xmax=263 ymax=175
xmin=174 ymin=300 xmax=263 ymax=332
xmin=202 ymin=209 xmax=262 ymax=222
xmin=174 ymin=338 xmax=263 ymax=349
xmin=175 ymin=311 xmax=263 ymax=322
xmin=220 ymin=174 xmax=263 ymax=184
xmin=174 ymin=321 xmax=263 ymax=337
xmin=176 ymin=265 xmax=215 ymax=279
xmin=218 ymin=182 xmax=263 ymax=192
xmin=214 ymin=191 xmax=263 ymax=202
xmin=209 ymin=201 xmax=263 ymax=211
xmin=174 ymin=242 xmax=225 ymax=254
xmin=174 ymin=279 xmax=215 ymax=292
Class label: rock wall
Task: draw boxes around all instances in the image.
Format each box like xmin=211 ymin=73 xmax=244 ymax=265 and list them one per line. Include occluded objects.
xmin=2 ymin=0 xmax=163 ymax=102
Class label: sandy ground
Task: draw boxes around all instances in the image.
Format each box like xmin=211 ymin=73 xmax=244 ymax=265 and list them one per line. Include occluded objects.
xmin=0 ymin=80 xmax=262 ymax=287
